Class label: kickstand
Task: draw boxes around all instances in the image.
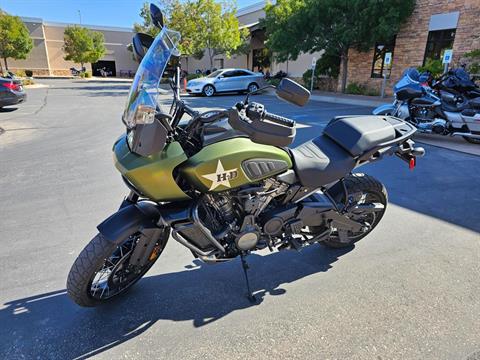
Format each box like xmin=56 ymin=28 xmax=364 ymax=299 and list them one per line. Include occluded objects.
xmin=240 ymin=254 xmax=256 ymax=303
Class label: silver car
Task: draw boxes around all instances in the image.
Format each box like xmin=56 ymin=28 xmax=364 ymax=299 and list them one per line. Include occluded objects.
xmin=186 ymin=68 xmax=266 ymax=97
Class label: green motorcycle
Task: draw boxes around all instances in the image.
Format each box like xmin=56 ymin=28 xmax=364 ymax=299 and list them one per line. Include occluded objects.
xmin=67 ymin=5 xmax=425 ymax=306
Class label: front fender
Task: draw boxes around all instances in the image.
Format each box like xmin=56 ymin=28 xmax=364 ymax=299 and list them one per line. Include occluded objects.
xmin=372 ymin=104 xmax=396 ymax=115
xmin=97 ymin=201 xmax=161 ymax=245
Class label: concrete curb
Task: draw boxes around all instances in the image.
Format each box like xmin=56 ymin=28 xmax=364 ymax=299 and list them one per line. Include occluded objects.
xmin=308 ymin=94 xmax=390 ymax=107
xmin=264 ymin=89 xmax=391 ymax=107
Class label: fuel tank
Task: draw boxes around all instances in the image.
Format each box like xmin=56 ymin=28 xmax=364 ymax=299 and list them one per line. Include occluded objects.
xmin=179 ymin=138 xmax=292 ymax=193
xmin=113 ymin=135 xmax=190 ymax=201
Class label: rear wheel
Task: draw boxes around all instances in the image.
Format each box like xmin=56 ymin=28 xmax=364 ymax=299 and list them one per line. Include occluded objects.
xmin=320 ymin=174 xmax=387 ymax=248
xmin=67 ymin=229 xmax=168 ymax=307
xmin=463 ymin=136 xmax=480 ymax=144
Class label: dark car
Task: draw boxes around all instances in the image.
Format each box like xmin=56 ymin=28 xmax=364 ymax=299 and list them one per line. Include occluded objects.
xmin=0 ymin=77 xmax=26 ymax=108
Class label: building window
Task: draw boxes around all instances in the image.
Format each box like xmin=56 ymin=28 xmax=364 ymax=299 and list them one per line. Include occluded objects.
xmin=423 ymin=29 xmax=456 ymax=65
xmin=371 ymin=38 xmax=396 ymax=78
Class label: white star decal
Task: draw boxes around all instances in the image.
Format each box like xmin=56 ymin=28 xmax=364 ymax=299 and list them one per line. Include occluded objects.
xmin=201 ymin=160 xmax=238 ymax=191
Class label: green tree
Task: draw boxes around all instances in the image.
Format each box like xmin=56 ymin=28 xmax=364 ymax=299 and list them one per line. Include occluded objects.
xmin=263 ymin=0 xmax=415 ymax=92
xmin=0 ymin=12 xmax=33 ymax=71
xmin=63 ymin=26 xmax=106 ymax=69
xmin=134 ymin=0 xmax=248 ymax=70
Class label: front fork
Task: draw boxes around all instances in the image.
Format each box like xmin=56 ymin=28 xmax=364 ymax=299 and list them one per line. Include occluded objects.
xmin=119 ymin=190 xmax=139 ymax=210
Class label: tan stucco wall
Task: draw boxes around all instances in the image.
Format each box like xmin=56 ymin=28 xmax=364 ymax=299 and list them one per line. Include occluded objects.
xmin=273 ymin=51 xmax=324 ymax=78
xmin=9 ymin=19 xmax=138 ymax=76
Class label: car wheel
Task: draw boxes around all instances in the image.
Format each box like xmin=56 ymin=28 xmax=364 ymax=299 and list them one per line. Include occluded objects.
xmin=248 ymin=83 xmax=259 ymax=94
xmin=203 ymin=85 xmax=215 ymax=97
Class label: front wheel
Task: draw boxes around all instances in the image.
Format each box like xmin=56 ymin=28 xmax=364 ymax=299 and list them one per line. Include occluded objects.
xmin=247 ymin=83 xmax=259 ymax=93
xmin=463 ymin=136 xmax=480 ymax=144
xmin=203 ymin=84 xmax=215 ymax=97
xmin=321 ymin=174 xmax=388 ymax=248
xmin=67 ymin=229 xmax=168 ymax=307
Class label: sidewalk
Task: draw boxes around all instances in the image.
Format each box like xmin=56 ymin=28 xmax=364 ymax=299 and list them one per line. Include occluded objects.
xmin=309 ymin=90 xmax=394 ymax=107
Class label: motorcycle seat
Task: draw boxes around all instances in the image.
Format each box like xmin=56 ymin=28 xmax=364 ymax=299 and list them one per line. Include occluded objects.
xmin=322 ymin=116 xmax=396 ymax=157
xmin=291 ymin=135 xmax=356 ymax=188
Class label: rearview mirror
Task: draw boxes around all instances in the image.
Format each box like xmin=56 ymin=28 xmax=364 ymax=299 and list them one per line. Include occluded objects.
xmin=276 ymin=78 xmax=310 ymax=107
xmin=132 ymin=33 xmax=154 ymax=63
xmin=150 ymin=3 xmax=164 ymax=29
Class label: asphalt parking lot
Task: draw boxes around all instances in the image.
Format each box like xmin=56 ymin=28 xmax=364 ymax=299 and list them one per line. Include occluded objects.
xmin=1 ymin=79 xmax=479 ymax=360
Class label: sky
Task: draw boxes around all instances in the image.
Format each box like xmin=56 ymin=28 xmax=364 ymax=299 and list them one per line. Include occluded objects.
xmin=0 ymin=0 xmax=262 ymax=28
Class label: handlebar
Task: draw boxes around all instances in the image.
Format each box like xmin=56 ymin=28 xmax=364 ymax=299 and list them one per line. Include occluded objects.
xmin=245 ymin=102 xmax=295 ymax=127
xmin=263 ymin=111 xmax=295 ymax=127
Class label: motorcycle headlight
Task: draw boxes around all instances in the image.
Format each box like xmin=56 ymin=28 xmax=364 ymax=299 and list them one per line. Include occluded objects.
xmin=133 ymin=104 xmax=156 ymax=125
xmin=127 ymin=130 xmax=134 ymax=149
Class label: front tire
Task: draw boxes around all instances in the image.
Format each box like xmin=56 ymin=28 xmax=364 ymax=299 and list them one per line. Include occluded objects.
xmin=67 ymin=230 xmax=168 ymax=307
xmin=203 ymin=84 xmax=215 ymax=97
xmin=247 ymin=82 xmax=259 ymax=93
xmin=321 ymin=174 xmax=387 ymax=248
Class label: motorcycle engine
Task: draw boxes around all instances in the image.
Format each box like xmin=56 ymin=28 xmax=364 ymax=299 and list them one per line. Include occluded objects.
xmin=197 ymin=179 xmax=288 ymax=255
xmin=410 ymin=104 xmax=447 ymax=134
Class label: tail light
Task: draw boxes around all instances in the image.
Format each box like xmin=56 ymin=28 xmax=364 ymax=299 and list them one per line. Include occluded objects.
xmin=2 ymin=82 xmax=21 ymax=91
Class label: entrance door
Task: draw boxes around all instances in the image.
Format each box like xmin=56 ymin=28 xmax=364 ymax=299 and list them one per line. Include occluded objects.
xmin=92 ymin=60 xmax=116 ymax=77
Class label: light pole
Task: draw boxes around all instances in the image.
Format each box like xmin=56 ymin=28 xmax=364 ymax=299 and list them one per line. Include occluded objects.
xmin=310 ymin=57 xmax=316 ymax=93
xmin=78 ymin=10 xmax=82 ymax=25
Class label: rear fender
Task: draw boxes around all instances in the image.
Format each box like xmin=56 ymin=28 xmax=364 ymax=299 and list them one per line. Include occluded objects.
xmin=372 ymin=104 xmax=396 ymax=116
xmin=97 ymin=201 xmax=161 ymax=245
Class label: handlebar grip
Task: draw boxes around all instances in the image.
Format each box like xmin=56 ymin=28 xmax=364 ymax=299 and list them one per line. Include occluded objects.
xmin=263 ymin=111 xmax=295 ymax=127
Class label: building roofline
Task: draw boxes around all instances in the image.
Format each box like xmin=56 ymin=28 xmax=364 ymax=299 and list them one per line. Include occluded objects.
xmin=237 ymin=1 xmax=267 ymax=16
xmin=43 ymin=21 xmax=133 ymax=32
xmin=20 ymin=16 xmax=43 ymax=23
xmin=20 ymin=16 xmax=132 ymax=33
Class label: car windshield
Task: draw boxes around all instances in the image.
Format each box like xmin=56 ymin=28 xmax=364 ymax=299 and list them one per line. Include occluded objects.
xmin=122 ymin=26 xmax=180 ymax=129
xmin=207 ymin=70 xmax=222 ymax=78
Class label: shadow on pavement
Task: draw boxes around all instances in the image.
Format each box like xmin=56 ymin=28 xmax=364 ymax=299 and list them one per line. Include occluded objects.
xmin=0 ymin=244 xmax=351 ymax=359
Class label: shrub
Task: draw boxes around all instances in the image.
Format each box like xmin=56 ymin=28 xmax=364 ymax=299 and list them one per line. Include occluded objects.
xmin=79 ymin=72 xmax=86 ymax=78
xmin=345 ymin=82 xmax=365 ymax=95
xmin=186 ymin=73 xmax=202 ymax=81
xmin=302 ymin=69 xmax=315 ymax=89
xmin=267 ymin=78 xmax=281 ymax=87
xmin=14 ymin=69 xmax=26 ymax=77
xmin=417 ymin=58 xmax=443 ymax=78
xmin=25 ymin=70 xmax=33 ymax=77
xmin=84 ymin=71 xmax=92 ymax=78
xmin=345 ymin=82 xmax=379 ymax=96
xmin=22 ymin=78 xmax=35 ymax=85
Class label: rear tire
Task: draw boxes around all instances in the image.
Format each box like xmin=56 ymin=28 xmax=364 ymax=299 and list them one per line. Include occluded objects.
xmin=321 ymin=173 xmax=387 ymax=249
xmin=463 ymin=136 xmax=480 ymax=144
xmin=67 ymin=230 xmax=168 ymax=307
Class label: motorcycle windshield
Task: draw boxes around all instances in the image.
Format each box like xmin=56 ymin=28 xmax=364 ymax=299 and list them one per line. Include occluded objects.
xmin=122 ymin=27 xmax=181 ymax=129
xmin=394 ymin=68 xmax=420 ymax=93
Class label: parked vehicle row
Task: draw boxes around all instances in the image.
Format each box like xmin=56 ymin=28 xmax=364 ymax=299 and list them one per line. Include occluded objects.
xmin=66 ymin=4 xmax=425 ymax=307
xmin=374 ymin=67 xmax=480 ymax=144
xmin=0 ymin=77 xmax=26 ymax=109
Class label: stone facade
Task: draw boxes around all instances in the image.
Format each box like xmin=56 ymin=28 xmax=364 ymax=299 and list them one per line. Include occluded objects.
xmin=343 ymin=0 xmax=480 ymax=94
